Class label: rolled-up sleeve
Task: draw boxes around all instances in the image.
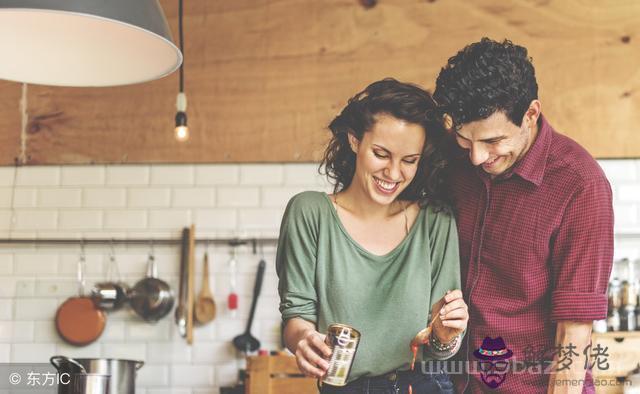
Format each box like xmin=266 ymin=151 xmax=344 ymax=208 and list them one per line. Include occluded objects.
xmin=550 ymin=178 xmax=614 ymax=322
xmin=276 ymin=194 xmax=319 ymax=324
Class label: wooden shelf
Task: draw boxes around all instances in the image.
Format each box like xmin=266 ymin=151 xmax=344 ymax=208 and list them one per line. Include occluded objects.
xmin=592 ymin=331 xmax=640 ymax=339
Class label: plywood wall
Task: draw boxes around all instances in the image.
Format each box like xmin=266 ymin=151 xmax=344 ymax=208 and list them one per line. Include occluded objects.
xmin=0 ymin=0 xmax=638 ymax=164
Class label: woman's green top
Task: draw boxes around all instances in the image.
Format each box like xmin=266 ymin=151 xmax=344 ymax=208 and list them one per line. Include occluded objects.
xmin=276 ymin=191 xmax=461 ymax=381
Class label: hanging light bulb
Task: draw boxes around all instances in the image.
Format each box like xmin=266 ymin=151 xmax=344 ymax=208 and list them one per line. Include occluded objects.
xmin=175 ymin=92 xmax=188 ymax=141
xmin=173 ymin=0 xmax=188 ymax=142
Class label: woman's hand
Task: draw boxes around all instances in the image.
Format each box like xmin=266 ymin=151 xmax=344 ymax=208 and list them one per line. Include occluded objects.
xmin=431 ymin=289 xmax=468 ymax=344
xmin=283 ymin=318 xmax=332 ymax=379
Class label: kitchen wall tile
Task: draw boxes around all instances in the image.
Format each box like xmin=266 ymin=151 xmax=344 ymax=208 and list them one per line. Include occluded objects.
xmin=33 ymin=321 xmax=60 ymax=343
xmin=237 ymin=208 xmax=284 ymax=230
xmin=613 ymin=204 xmax=638 ymax=227
xmin=261 ymin=186 xmax=307 ymax=207
xmin=14 ymin=299 xmax=58 ymax=320
xmin=14 ymin=280 xmax=35 ymax=297
xmin=146 ymin=389 xmax=190 ymax=394
xmin=34 ymin=280 xmax=77 ymax=298
xmin=15 ymin=167 xmax=60 ymax=186
xmin=0 ymin=321 xmax=34 ymax=342
xmin=192 ymin=209 xmax=237 ymax=231
xmin=58 ymin=210 xmax=103 ymax=230
xmin=0 ymin=300 xmax=12 ymax=320
xmin=56 ymin=341 xmax=101 ymax=358
xmin=137 ymin=365 xmax=170 ymax=387
xmin=61 ymin=166 xmax=106 ymax=186
xmin=283 ymin=163 xmax=327 ymax=186
xmin=83 ymin=188 xmax=127 ymax=208
xmin=170 ymin=365 xmax=215 ymax=387
xmin=216 ymin=364 xmax=242 ymax=388
xmin=195 ymin=164 xmax=239 ymax=185
xmin=146 ymin=343 xmax=192 ymax=364
xmin=0 ymin=254 xmax=13 ymax=275
xmin=128 ymin=188 xmax=171 ymax=208
xmin=216 ymin=187 xmax=259 ymax=208
xmin=14 ymin=254 xmax=59 ymax=275
xmin=618 ymin=184 xmax=640 ymax=203
xmin=148 ymin=210 xmax=191 ymax=229
xmin=101 ymin=321 xmax=126 ymax=341
xmin=215 ymin=319 xmax=248 ymax=342
xmin=0 ymin=343 xmax=9 ymax=362
xmin=0 ymin=189 xmax=12 ymax=207
xmin=240 ymin=164 xmax=283 ymax=186
xmin=11 ymin=188 xmax=38 ymax=208
xmin=127 ymin=321 xmax=171 ymax=341
xmin=0 ymin=167 xmax=17 ymax=186
xmin=101 ymin=343 xmax=146 ymax=361
xmin=38 ymin=189 xmax=82 ymax=208
xmin=598 ymin=159 xmax=637 ymax=182
xmin=0 ymin=210 xmax=11 ymax=229
xmin=58 ymin=254 xmax=103 ymax=276
xmin=11 ymin=343 xmax=56 ymax=362
xmin=14 ymin=210 xmax=58 ymax=230
xmin=106 ymin=166 xmax=150 ymax=186
xmin=150 ymin=166 xmax=194 ymax=186
xmin=172 ymin=188 xmax=215 ymax=207
xmin=191 ymin=342 xmax=235 ymax=364
xmin=104 ymin=210 xmax=147 ymax=230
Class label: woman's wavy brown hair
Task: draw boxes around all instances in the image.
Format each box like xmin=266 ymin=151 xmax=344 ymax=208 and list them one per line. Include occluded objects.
xmin=319 ymin=78 xmax=451 ymax=210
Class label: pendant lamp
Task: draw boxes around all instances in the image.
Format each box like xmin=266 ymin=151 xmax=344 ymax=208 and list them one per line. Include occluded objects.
xmin=0 ymin=0 xmax=182 ymax=87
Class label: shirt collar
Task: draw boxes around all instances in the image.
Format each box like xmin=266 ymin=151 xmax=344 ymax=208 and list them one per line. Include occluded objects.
xmin=495 ymin=114 xmax=551 ymax=187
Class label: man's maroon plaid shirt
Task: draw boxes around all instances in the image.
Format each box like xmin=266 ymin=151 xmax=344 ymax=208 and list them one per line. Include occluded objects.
xmin=448 ymin=115 xmax=614 ymax=393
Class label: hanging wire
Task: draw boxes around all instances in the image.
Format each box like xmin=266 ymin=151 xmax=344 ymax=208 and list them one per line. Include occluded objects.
xmin=178 ymin=0 xmax=184 ymax=93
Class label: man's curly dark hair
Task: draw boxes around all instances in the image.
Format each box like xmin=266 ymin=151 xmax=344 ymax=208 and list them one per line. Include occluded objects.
xmin=320 ymin=78 xmax=451 ymax=210
xmin=433 ymin=38 xmax=538 ymax=129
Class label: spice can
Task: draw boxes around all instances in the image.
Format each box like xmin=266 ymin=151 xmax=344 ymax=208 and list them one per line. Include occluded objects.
xmin=322 ymin=323 xmax=361 ymax=387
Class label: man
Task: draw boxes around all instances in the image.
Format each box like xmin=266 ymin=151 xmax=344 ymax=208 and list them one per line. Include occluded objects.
xmin=432 ymin=38 xmax=614 ymax=393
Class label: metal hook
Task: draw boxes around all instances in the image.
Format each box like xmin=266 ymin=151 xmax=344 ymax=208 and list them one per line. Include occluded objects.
xmin=79 ymin=238 xmax=86 ymax=262
xmin=148 ymin=239 xmax=155 ymax=260
xmin=109 ymin=238 xmax=116 ymax=262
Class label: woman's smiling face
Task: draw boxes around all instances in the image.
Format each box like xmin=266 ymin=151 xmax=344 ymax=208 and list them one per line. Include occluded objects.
xmin=348 ymin=113 xmax=425 ymax=206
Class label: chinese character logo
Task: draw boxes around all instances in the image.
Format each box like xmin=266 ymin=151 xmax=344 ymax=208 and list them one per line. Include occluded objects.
xmin=473 ymin=336 xmax=513 ymax=389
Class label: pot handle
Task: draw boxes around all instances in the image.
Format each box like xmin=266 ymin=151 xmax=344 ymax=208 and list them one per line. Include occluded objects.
xmin=50 ymin=355 xmax=86 ymax=373
xmin=135 ymin=360 xmax=145 ymax=370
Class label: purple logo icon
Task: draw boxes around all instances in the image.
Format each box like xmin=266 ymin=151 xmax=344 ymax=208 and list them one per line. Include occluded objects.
xmin=473 ymin=337 xmax=513 ymax=389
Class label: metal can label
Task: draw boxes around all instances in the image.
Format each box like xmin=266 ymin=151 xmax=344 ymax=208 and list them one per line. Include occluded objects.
xmin=322 ymin=323 xmax=360 ymax=387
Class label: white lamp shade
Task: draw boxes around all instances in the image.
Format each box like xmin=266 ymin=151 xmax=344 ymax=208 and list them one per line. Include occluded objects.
xmin=0 ymin=0 xmax=183 ymax=87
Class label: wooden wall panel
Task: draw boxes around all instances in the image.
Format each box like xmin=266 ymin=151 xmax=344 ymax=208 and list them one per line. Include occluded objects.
xmin=1 ymin=0 xmax=638 ymax=164
xmin=0 ymin=82 xmax=24 ymax=164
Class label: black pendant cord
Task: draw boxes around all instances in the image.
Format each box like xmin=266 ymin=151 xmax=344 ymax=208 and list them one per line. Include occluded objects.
xmin=178 ymin=0 xmax=184 ymax=93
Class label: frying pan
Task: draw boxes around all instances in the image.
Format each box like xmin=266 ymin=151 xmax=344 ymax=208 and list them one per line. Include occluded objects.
xmin=55 ymin=255 xmax=106 ymax=346
xmin=129 ymin=252 xmax=175 ymax=322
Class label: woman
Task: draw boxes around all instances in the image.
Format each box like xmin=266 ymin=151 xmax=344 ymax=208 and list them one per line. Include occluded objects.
xmin=276 ymin=78 xmax=468 ymax=394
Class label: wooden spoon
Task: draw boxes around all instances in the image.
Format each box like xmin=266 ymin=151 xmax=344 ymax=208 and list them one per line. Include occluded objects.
xmin=195 ymin=252 xmax=216 ymax=324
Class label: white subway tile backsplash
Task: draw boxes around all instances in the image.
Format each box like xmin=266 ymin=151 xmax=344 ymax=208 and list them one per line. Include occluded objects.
xmin=101 ymin=343 xmax=146 ymax=361
xmin=613 ymin=204 xmax=638 ymax=227
xmin=83 ymin=188 xmax=127 ymax=208
xmin=105 ymin=210 xmax=147 ymax=230
xmin=15 ymin=167 xmax=60 ymax=186
xmin=240 ymin=164 xmax=283 ymax=185
xmin=217 ymin=187 xmax=259 ymax=208
xmin=618 ymin=184 xmax=640 ymax=203
xmin=0 ymin=300 xmax=12 ymax=319
xmin=170 ymin=365 xmax=215 ymax=387
xmin=283 ymin=163 xmax=327 ymax=186
xmin=146 ymin=342 xmax=192 ymax=364
xmin=238 ymin=208 xmax=284 ymax=230
xmin=14 ymin=210 xmax=58 ymax=230
xmin=0 ymin=343 xmax=9 ymax=362
xmin=0 ymin=321 xmax=34 ymax=342
xmin=148 ymin=210 xmax=191 ymax=229
xmin=55 ymin=341 xmax=102 ymax=358
xmin=127 ymin=321 xmax=171 ymax=341
xmin=14 ymin=299 xmax=58 ymax=320
xmin=193 ymin=209 xmax=237 ymax=231
xmin=215 ymin=364 xmax=242 ymax=387
xmin=33 ymin=321 xmax=60 ymax=343
xmin=38 ymin=189 xmax=82 ymax=208
xmin=129 ymin=188 xmax=171 ymax=208
xmin=137 ymin=365 xmax=170 ymax=387
xmin=14 ymin=254 xmax=59 ymax=275
xmin=261 ymin=186 xmax=306 ymax=207
xmin=172 ymin=188 xmax=215 ymax=207
xmin=0 ymin=167 xmax=17 ymax=186
xmin=0 ymin=254 xmax=13 ymax=275
xmin=191 ymin=342 xmax=235 ymax=364
xmin=195 ymin=165 xmax=239 ymax=185
xmin=106 ymin=166 xmax=150 ymax=186
xmin=101 ymin=321 xmax=126 ymax=341
xmin=11 ymin=343 xmax=56 ymax=362
xmin=11 ymin=188 xmax=38 ymax=208
xmin=599 ymin=160 xmax=637 ymax=182
xmin=58 ymin=210 xmax=103 ymax=230
xmin=61 ymin=166 xmax=106 ymax=186
xmin=150 ymin=166 xmax=194 ymax=186
xmin=34 ymin=280 xmax=77 ymax=298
